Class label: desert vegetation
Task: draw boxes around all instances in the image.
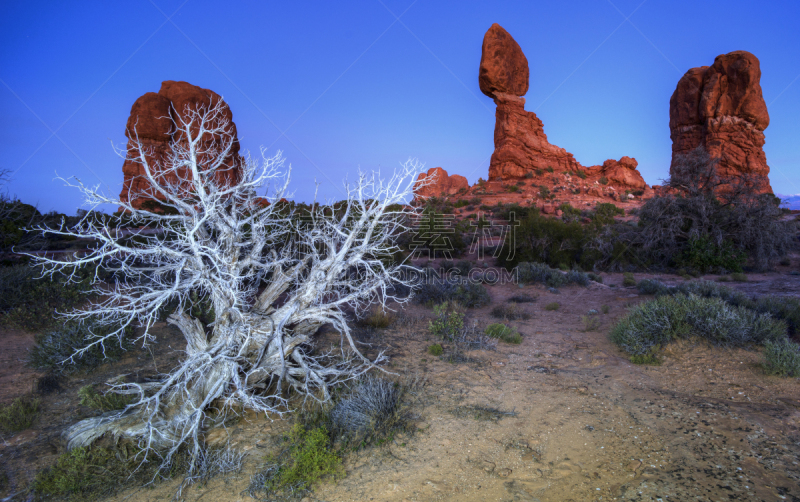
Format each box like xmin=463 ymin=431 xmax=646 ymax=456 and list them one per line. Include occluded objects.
xmin=13 ymin=101 xmax=426 ymax=486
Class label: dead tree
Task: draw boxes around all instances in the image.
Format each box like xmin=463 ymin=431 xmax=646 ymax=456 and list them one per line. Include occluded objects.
xmin=28 ymin=99 xmax=424 ymax=472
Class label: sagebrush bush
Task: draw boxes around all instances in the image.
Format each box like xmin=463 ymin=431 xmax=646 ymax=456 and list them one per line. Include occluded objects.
xmin=0 ymin=396 xmax=39 ymax=432
xmin=516 ymin=262 xmax=565 ymax=288
xmin=427 ymin=343 xmax=443 ymax=356
xmin=28 ymin=320 xmax=133 ymax=374
xmin=763 ymin=338 xmax=800 ymax=377
xmin=328 ymin=377 xmax=404 ymax=445
xmin=610 ymin=294 xmax=786 ymax=357
xmin=622 ymin=272 xmax=636 ymax=287
xmin=544 ymin=302 xmax=560 ymax=311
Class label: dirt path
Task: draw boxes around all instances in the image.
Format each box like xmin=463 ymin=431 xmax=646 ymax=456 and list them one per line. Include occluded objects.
xmin=82 ymin=275 xmax=800 ymax=502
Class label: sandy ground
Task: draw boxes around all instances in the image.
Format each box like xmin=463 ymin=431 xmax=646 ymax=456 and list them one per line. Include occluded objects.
xmin=2 ymin=271 xmax=800 ymax=502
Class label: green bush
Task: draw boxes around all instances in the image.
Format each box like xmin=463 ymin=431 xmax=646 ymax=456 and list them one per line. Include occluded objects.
xmin=546 ymin=167 xmax=554 ymax=173
xmin=34 ymin=444 xmax=189 ymax=500
xmin=675 ymin=236 xmax=745 ymax=273
xmin=731 ymin=273 xmax=748 ymax=282
xmin=610 ymin=294 xmax=787 ymax=357
xmin=0 ymin=396 xmax=39 ymax=432
xmin=0 ymin=266 xmax=92 ymax=331
xmin=28 ymin=320 xmax=133 ymax=374
xmin=428 ymin=302 xmax=464 ymax=340
xmin=78 ymin=385 xmax=134 ymax=412
xmin=599 ymin=176 xmax=608 ymax=185
xmin=763 ymin=338 xmax=800 ymax=377
xmin=581 ymin=315 xmax=601 ymax=332
xmin=576 ymin=170 xmax=587 ymax=180
xmin=544 ymin=302 xmax=560 ymax=311
xmin=427 ymin=343 xmax=443 ymax=356
xmin=637 ymin=278 xmax=673 ymax=296
xmin=485 ymin=323 xmax=522 ymax=344
xmin=622 ymin=272 xmax=636 ymax=287
xmin=601 ymin=304 xmax=610 ymax=314
xmin=262 ymin=424 xmax=342 ymax=493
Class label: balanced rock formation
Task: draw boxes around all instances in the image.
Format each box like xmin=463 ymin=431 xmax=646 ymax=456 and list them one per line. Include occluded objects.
xmin=479 ymin=24 xmax=646 ymax=191
xmin=669 ymin=51 xmax=772 ymax=193
xmin=120 ymin=81 xmax=243 ymax=210
xmin=414 ymin=167 xmax=469 ymax=201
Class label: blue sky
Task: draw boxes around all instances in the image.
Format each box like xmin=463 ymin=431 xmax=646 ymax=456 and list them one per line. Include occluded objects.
xmin=2 ymin=0 xmax=799 ymax=214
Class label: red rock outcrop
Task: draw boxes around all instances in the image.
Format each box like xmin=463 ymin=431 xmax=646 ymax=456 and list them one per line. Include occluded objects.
xmin=120 ymin=81 xmax=243 ymax=210
xmin=414 ymin=167 xmax=469 ymax=202
xmin=586 ymin=156 xmax=647 ymax=190
xmin=669 ymin=51 xmax=772 ymax=193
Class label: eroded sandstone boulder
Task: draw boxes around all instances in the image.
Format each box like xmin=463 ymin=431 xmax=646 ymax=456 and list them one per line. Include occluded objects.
xmin=479 ymin=23 xmax=529 ymax=99
xmin=414 ymin=167 xmax=469 ymax=202
xmin=120 ymin=81 xmax=243 ymax=210
xmin=669 ymin=51 xmax=772 ymax=193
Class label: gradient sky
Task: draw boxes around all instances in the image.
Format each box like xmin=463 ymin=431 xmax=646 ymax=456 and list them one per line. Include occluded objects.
xmin=2 ymin=0 xmax=799 ymax=214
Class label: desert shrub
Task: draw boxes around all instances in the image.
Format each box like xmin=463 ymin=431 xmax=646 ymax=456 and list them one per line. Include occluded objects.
xmin=506 ymin=184 xmax=519 ymax=193
xmin=516 ymin=262 xmax=566 ymax=288
xmin=588 ymin=272 xmax=603 ymax=283
xmin=507 ymin=293 xmax=536 ymax=303
xmin=610 ymin=294 xmax=786 ymax=357
xmin=328 ymin=377 xmax=404 ymax=446
xmin=630 ymin=354 xmax=661 ymax=365
xmin=546 ymin=166 xmax=554 ymax=173
xmin=581 ymin=315 xmax=601 ymax=332
xmin=599 ymin=176 xmax=608 ymax=185
xmin=28 ymin=320 xmax=133 ymax=374
xmin=0 ymin=265 xmax=92 ymax=331
xmin=622 ymin=272 xmax=636 ymax=287
xmin=452 ymin=282 xmax=491 ymax=308
xmin=525 ymin=172 xmax=533 ymax=179
xmin=441 ymin=259 xmax=473 ymax=277
xmin=717 ymin=275 xmax=731 ymax=282
xmin=360 ymin=308 xmax=394 ymax=329
xmin=731 ymin=273 xmax=748 ymax=282
xmin=565 ymin=269 xmax=590 ymax=286
xmin=453 ymin=199 xmax=470 ymax=208
xmin=427 ymin=343 xmax=443 ymax=356
xmin=428 ymin=302 xmax=465 ymax=340
xmin=0 ymin=396 xmax=40 ymax=432
xmin=35 ymin=373 xmax=62 ymax=395
xmin=637 ymin=278 xmax=673 ymax=296
xmin=490 ymin=304 xmax=530 ymax=320
xmin=414 ymin=274 xmax=489 ymax=308
xmin=672 ymin=280 xmax=748 ymax=305
xmin=750 ymin=295 xmax=800 ymax=338
xmin=676 ymin=235 xmax=745 ymax=273
xmin=255 ymin=424 xmax=342 ymax=497
xmin=78 ymin=385 xmax=134 ymax=412
xmin=601 ymin=305 xmax=610 ymax=314
xmin=576 ymin=170 xmax=587 ymax=180
xmin=627 ymin=146 xmax=796 ymax=271
xmin=763 ymin=338 xmax=800 ymax=377
xmin=544 ymin=302 xmax=560 ymax=311
xmin=497 ymin=208 xmax=601 ymax=269
xmin=485 ymin=323 xmax=522 ymax=344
